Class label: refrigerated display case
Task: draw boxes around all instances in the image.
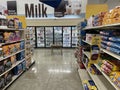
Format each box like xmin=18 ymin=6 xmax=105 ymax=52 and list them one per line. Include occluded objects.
xmin=45 ymin=27 xmax=53 ymax=47
xmin=63 ymin=27 xmax=71 ymax=47
xmin=72 ymin=26 xmax=78 ymax=47
xmin=54 ymin=27 xmax=63 ymax=45
xmin=36 ymin=27 xmax=45 ymax=47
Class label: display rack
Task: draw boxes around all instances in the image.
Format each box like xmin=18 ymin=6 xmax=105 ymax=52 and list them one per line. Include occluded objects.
xmin=2 ymin=71 xmax=25 ymax=90
xmin=27 ymin=27 xmax=36 ymax=49
xmin=83 ymin=23 xmax=120 ymax=30
xmin=78 ymin=23 xmax=120 ymax=90
xmin=0 ymin=27 xmax=27 ymax=90
xmin=78 ymin=69 xmax=90 ymax=90
xmin=25 ymin=29 xmax=35 ymax=69
xmin=94 ymin=64 xmax=119 ymax=90
xmin=101 ymin=48 xmax=120 ymax=61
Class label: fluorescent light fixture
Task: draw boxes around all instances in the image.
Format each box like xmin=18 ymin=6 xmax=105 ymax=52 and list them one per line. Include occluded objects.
xmin=48 ymin=69 xmax=71 ymax=73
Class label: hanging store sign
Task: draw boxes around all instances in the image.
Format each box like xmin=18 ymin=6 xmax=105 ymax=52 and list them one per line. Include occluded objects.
xmin=39 ymin=0 xmax=82 ymax=17
xmin=25 ymin=3 xmax=48 ymax=18
xmin=7 ymin=1 xmax=17 ymax=15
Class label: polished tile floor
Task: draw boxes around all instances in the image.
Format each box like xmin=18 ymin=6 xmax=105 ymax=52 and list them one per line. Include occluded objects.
xmin=8 ymin=49 xmax=83 ymax=90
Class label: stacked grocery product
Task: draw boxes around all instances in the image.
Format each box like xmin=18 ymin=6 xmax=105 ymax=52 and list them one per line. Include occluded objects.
xmin=0 ymin=14 xmax=7 ymax=28
xmin=87 ymin=12 xmax=106 ymax=27
xmin=0 ymin=14 xmax=32 ymax=89
xmin=110 ymin=72 xmax=120 ymax=88
xmin=25 ymin=30 xmax=33 ymax=68
xmin=83 ymin=80 xmax=97 ymax=90
xmin=0 ymin=14 xmax=22 ymax=29
xmin=8 ymin=18 xmax=22 ymax=29
xmin=103 ymin=6 xmax=120 ymax=25
xmin=100 ymin=30 xmax=120 ymax=55
xmin=0 ymin=53 xmax=26 ymax=89
xmin=87 ymin=6 xmax=120 ymax=27
xmin=85 ymin=33 xmax=101 ymax=45
xmin=100 ymin=60 xmax=120 ymax=75
xmin=89 ymin=64 xmax=101 ymax=75
xmin=93 ymin=12 xmax=106 ymax=26
xmin=3 ymin=31 xmax=21 ymax=43
xmin=74 ymin=47 xmax=85 ymax=69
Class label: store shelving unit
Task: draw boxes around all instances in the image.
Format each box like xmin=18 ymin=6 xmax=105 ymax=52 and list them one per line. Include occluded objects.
xmin=0 ymin=59 xmax=25 ymax=77
xmin=2 ymin=71 xmax=25 ymax=90
xmin=0 ymin=39 xmax=24 ymax=46
xmin=78 ymin=23 xmax=120 ymax=90
xmin=83 ymin=23 xmax=120 ymax=30
xmin=83 ymin=62 xmax=109 ymax=90
xmin=101 ymin=48 xmax=120 ymax=60
xmin=82 ymin=51 xmax=91 ymax=59
xmin=0 ymin=27 xmax=28 ymax=90
xmin=82 ymin=40 xmax=92 ymax=45
xmin=94 ymin=64 xmax=119 ymax=90
xmin=25 ymin=29 xmax=35 ymax=69
xmin=0 ymin=49 xmax=25 ymax=62
xmin=78 ymin=69 xmax=90 ymax=90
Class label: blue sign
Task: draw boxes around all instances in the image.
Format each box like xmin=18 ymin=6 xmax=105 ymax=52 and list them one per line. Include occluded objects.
xmin=39 ymin=0 xmax=62 ymax=8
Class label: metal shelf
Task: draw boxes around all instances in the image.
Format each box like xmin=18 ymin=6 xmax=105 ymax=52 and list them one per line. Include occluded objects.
xmin=83 ymin=63 xmax=115 ymax=90
xmin=0 ymin=49 xmax=25 ymax=62
xmin=101 ymin=48 xmax=120 ymax=60
xmin=94 ymin=64 xmax=119 ymax=90
xmin=2 ymin=71 xmax=25 ymax=90
xmin=83 ymin=51 xmax=91 ymax=59
xmin=82 ymin=40 xmax=92 ymax=45
xmin=0 ymin=59 xmax=25 ymax=77
xmin=0 ymin=39 xmax=24 ymax=46
xmin=0 ymin=27 xmax=25 ymax=31
xmin=83 ymin=23 xmax=120 ymax=30
xmin=78 ymin=69 xmax=91 ymax=90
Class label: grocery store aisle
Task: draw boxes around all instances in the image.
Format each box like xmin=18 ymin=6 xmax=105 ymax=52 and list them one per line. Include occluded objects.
xmin=8 ymin=49 xmax=83 ymax=90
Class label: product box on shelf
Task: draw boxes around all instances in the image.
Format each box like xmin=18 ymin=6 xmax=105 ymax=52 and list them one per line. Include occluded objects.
xmin=20 ymin=41 xmax=25 ymax=50
xmin=4 ymin=71 xmax=12 ymax=85
xmin=22 ymin=61 xmax=26 ymax=71
xmin=16 ymin=51 xmax=25 ymax=61
xmin=83 ymin=80 xmax=97 ymax=90
xmin=0 ymin=32 xmax=4 ymax=43
xmin=2 ymin=45 xmax=10 ymax=57
xmin=110 ymin=72 xmax=120 ymax=88
xmin=86 ymin=34 xmax=101 ymax=45
xmin=8 ymin=18 xmax=22 ymax=29
xmin=0 ymin=48 xmax=3 ymax=59
xmin=0 ymin=14 xmax=7 ymax=28
xmin=4 ymin=59 xmax=12 ymax=71
xmin=0 ymin=61 xmax=5 ymax=75
xmin=103 ymin=6 xmax=120 ymax=25
xmin=12 ymin=64 xmax=23 ymax=75
xmin=101 ymin=60 xmax=120 ymax=75
xmin=3 ymin=31 xmax=21 ymax=43
xmin=10 ymin=55 xmax=16 ymax=65
xmin=90 ymin=45 xmax=100 ymax=61
xmin=0 ymin=76 xmax=5 ymax=89
xmin=89 ymin=64 xmax=101 ymax=75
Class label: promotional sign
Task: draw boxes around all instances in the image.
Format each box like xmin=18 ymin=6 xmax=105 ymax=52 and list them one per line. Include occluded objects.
xmin=40 ymin=0 xmax=82 ymax=17
xmin=7 ymin=1 xmax=17 ymax=15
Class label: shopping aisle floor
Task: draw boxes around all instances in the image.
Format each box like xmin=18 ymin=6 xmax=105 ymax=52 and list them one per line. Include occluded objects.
xmin=8 ymin=49 xmax=83 ymax=90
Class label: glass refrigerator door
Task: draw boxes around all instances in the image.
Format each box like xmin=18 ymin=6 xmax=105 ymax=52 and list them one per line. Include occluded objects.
xmin=63 ymin=27 xmax=71 ymax=47
xmin=72 ymin=26 xmax=78 ymax=47
xmin=54 ymin=27 xmax=62 ymax=45
xmin=45 ymin=27 xmax=53 ymax=47
xmin=36 ymin=27 xmax=45 ymax=47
